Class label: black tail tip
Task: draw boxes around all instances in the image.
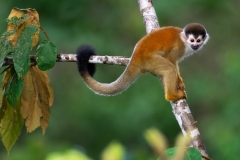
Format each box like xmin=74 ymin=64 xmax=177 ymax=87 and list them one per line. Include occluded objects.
xmin=76 ymin=45 xmax=96 ymax=76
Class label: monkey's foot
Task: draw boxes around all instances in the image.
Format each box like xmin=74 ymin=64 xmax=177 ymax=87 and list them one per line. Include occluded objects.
xmin=177 ymin=77 xmax=185 ymax=90
xmin=165 ymin=90 xmax=187 ymax=102
xmin=177 ymin=83 xmax=185 ymax=90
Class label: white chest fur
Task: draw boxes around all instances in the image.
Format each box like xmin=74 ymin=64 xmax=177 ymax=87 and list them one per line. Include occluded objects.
xmin=179 ymin=31 xmax=195 ymax=62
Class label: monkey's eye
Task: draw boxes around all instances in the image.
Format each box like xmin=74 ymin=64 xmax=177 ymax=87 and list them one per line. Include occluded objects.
xmin=190 ymin=39 xmax=194 ymax=42
xmin=197 ymin=39 xmax=201 ymax=43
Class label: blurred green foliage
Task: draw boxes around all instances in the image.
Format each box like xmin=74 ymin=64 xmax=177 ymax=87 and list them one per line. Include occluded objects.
xmin=46 ymin=149 xmax=92 ymax=160
xmin=0 ymin=0 xmax=240 ymax=160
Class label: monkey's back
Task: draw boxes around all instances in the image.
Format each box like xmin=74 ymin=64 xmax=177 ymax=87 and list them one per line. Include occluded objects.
xmin=132 ymin=26 xmax=185 ymax=64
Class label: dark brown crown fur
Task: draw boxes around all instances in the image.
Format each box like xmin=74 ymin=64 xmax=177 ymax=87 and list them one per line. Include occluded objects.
xmin=184 ymin=23 xmax=207 ymax=39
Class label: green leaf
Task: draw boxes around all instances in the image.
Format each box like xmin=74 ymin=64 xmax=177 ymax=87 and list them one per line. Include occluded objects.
xmin=186 ymin=147 xmax=202 ymax=160
xmin=160 ymin=147 xmax=202 ymax=160
xmin=6 ymin=14 xmax=29 ymax=27
xmin=36 ymin=40 xmax=57 ymax=71
xmin=46 ymin=149 xmax=92 ymax=160
xmin=0 ymin=98 xmax=24 ymax=153
xmin=165 ymin=147 xmax=177 ymax=158
xmin=0 ymin=31 xmax=16 ymax=66
xmin=5 ymin=70 xmax=24 ymax=107
xmin=13 ymin=24 xmax=38 ymax=77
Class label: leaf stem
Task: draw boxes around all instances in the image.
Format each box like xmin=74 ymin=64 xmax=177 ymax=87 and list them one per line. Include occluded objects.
xmin=0 ymin=65 xmax=13 ymax=75
xmin=39 ymin=26 xmax=51 ymax=42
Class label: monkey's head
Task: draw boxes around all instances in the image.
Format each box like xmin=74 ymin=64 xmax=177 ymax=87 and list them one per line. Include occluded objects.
xmin=181 ymin=23 xmax=209 ymax=51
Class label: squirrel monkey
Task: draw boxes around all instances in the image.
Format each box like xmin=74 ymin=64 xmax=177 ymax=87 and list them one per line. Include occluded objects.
xmin=76 ymin=23 xmax=209 ymax=101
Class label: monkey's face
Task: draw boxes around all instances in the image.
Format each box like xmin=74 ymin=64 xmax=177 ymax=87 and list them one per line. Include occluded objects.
xmin=187 ymin=34 xmax=205 ymax=51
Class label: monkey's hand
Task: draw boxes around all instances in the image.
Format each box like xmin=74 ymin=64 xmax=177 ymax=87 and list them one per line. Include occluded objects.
xmin=177 ymin=76 xmax=185 ymax=90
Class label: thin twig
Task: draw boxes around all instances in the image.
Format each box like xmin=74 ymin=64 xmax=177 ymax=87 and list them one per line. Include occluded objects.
xmin=38 ymin=26 xmax=51 ymax=42
xmin=27 ymin=9 xmax=51 ymax=41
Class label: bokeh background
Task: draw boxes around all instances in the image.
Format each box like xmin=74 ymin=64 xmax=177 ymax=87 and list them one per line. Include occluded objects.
xmin=0 ymin=0 xmax=240 ymax=159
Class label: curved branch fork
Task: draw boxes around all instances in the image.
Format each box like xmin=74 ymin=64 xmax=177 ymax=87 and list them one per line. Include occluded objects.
xmin=171 ymin=99 xmax=209 ymax=158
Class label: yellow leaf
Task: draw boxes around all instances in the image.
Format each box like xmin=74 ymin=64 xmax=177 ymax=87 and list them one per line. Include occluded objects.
xmin=25 ymin=98 xmax=42 ymax=133
xmin=2 ymin=68 xmax=12 ymax=84
xmin=0 ymin=94 xmax=8 ymax=126
xmin=25 ymin=8 xmax=40 ymax=47
xmin=174 ymin=132 xmax=191 ymax=159
xmin=31 ymin=66 xmax=54 ymax=134
xmin=21 ymin=70 xmax=42 ymax=133
xmin=0 ymin=68 xmax=13 ymax=123
xmin=7 ymin=8 xmax=40 ymax=48
xmin=46 ymin=149 xmax=93 ymax=160
xmin=144 ymin=127 xmax=168 ymax=156
xmin=47 ymin=83 xmax=54 ymax=107
xmin=101 ymin=141 xmax=125 ymax=160
xmin=21 ymin=70 xmax=35 ymax=118
xmin=0 ymin=98 xmax=24 ymax=152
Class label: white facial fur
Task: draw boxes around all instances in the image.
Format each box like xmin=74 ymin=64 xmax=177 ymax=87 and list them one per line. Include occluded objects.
xmin=180 ymin=31 xmax=209 ymax=61
xmin=187 ymin=34 xmax=208 ymax=50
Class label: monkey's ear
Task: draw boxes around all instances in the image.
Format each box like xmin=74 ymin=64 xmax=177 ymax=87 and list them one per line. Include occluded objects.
xmin=180 ymin=31 xmax=187 ymax=42
xmin=203 ymin=33 xmax=210 ymax=44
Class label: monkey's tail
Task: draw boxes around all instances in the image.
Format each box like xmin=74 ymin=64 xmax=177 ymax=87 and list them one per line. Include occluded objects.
xmin=76 ymin=45 xmax=141 ymax=96
xmin=77 ymin=45 xmax=96 ymax=77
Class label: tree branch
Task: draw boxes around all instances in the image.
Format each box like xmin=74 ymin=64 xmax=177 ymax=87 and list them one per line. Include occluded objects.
xmin=138 ymin=0 xmax=209 ymax=159
xmin=138 ymin=0 xmax=160 ymax=33
xmin=57 ymin=54 xmax=130 ymax=66
xmin=2 ymin=54 xmax=130 ymax=67
xmin=171 ymin=100 xmax=209 ymax=158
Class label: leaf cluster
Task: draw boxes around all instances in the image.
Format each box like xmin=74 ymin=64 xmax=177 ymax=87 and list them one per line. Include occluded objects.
xmin=0 ymin=8 xmax=55 ymax=152
xmin=144 ymin=128 xmax=204 ymax=160
xmin=44 ymin=128 xmax=203 ymax=160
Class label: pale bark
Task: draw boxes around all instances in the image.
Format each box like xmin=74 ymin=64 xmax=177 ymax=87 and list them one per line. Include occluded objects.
xmin=138 ymin=0 xmax=160 ymax=33
xmin=57 ymin=54 xmax=130 ymax=66
xmin=171 ymin=100 xmax=209 ymax=159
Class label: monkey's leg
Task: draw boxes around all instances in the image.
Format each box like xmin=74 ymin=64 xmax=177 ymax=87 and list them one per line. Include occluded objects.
xmin=175 ymin=65 xmax=185 ymax=90
xmin=163 ymin=69 xmax=186 ymax=101
xmin=177 ymin=75 xmax=185 ymax=91
xmin=146 ymin=55 xmax=186 ymax=101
